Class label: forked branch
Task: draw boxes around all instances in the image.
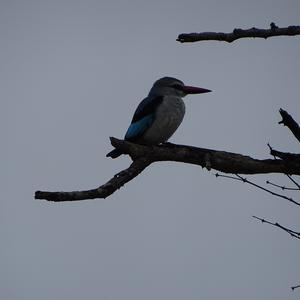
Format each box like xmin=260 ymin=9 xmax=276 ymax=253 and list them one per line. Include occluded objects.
xmin=35 ymin=138 xmax=300 ymax=202
xmin=216 ymin=173 xmax=300 ymax=206
xmin=253 ymin=215 xmax=300 ymax=239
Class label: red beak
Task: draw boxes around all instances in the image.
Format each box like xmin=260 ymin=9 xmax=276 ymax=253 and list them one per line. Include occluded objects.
xmin=182 ymin=85 xmax=211 ymax=94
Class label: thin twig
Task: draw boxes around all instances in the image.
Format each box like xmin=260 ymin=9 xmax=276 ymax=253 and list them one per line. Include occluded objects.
xmin=253 ymin=216 xmax=300 ymax=239
xmin=267 ymin=143 xmax=276 ymax=159
xmin=235 ymin=174 xmax=300 ymax=206
xmin=215 ymin=173 xmax=300 ymax=206
xmin=286 ymin=175 xmax=300 ymax=189
xmin=266 ymin=180 xmax=299 ymax=191
xmin=215 ymin=173 xmax=242 ymax=181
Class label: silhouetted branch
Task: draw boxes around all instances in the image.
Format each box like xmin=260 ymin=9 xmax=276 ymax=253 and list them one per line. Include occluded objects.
xmin=35 ymin=157 xmax=151 ymax=201
xmin=292 ymin=284 xmax=300 ymax=291
xmin=177 ymin=23 xmax=300 ymax=43
xmin=279 ymin=108 xmax=300 ymax=143
xmin=216 ymin=173 xmax=300 ymax=206
xmin=35 ymin=139 xmax=300 ymax=202
xmin=266 ymin=180 xmax=299 ymax=191
xmin=268 ymin=144 xmax=300 ymax=194
xmin=269 ymin=148 xmax=300 ymax=164
xmin=253 ymin=216 xmax=300 ymax=239
xmin=111 ymin=138 xmax=300 ymax=174
xmin=286 ymin=175 xmax=300 ymax=189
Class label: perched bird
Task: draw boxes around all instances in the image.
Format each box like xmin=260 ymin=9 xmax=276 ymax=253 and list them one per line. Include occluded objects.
xmin=107 ymin=77 xmax=211 ymax=158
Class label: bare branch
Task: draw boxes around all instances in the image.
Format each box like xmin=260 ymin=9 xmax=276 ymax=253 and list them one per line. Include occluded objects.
xmin=35 ymin=138 xmax=300 ymax=202
xmin=216 ymin=173 xmax=300 ymax=206
xmin=111 ymin=138 xmax=300 ymax=175
xmin=279 ymin=108 xmax=300 ymax=143
xmin=253 ymin=216 xmax=300 ymax=239
xmin=266 ymin=180 xmax=299 ymax=191
xmin=267 ymin=143 xmax=300 ymax=188
xmin=286 ymin=175 xmax=300 ymax=189
xmin=292 ymin=285 xmax=300 ymax=291
xmin=177 ymin=23 xmax=300 ymax=43
xmin=235 ymin=174 xmax=300 ymax=206
xmin=35 ymin=157 xmax=151 ymax=201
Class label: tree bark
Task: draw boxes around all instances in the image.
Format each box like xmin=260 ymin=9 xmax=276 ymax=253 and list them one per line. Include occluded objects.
xmin=177 ymin=23 xmax=300 ymax=43
xmin=35 ymin=137 xmax=300 ymax=202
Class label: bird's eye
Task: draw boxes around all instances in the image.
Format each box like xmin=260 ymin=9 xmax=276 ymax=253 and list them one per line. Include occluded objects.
xmin=172 ymin=84 xmax=183 ymax=90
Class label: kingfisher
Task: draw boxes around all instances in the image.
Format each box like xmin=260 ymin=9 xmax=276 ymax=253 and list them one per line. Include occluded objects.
xmin=107 ymin=77 xmax=211 ymax=158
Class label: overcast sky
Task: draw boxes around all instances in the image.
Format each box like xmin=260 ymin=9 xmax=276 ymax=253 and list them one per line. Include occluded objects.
xmin=2 ymin=0 xmax=300 ymax=299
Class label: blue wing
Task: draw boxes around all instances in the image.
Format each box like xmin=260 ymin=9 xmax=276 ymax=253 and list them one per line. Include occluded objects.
xmin=125 ymin=114 xmax=154 ymax=141
xmin=125 ymin=95 xmax=163 ymax=141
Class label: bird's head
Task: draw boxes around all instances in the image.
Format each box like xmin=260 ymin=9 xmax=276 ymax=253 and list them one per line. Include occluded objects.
xmin=149 ymin=77 xmax=211 ymax=98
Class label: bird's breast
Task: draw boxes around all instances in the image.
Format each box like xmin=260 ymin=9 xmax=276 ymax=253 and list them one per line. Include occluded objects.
xmin=141 ymin=96 xmax=185 ymax=144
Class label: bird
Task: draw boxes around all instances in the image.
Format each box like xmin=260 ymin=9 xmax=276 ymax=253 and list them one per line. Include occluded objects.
xmin=106 ymin=77 xmax=211 ymax=158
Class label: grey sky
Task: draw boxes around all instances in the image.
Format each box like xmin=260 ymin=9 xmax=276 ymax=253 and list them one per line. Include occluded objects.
xmin=2 ymin=0 xmax=300 ymax=299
